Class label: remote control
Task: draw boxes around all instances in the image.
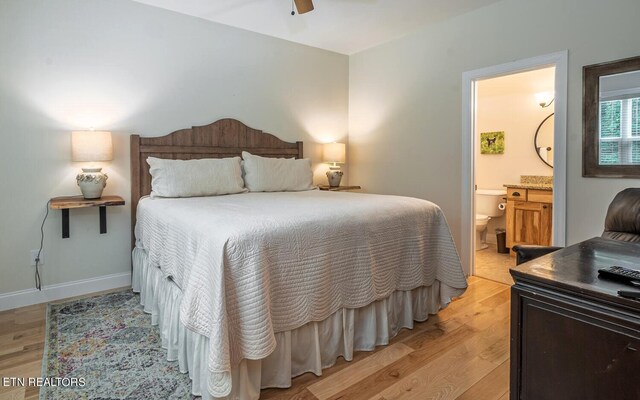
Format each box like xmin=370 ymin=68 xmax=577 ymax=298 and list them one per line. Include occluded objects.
xmin=598 ymin=265 xmax=640 ymax=284
xmin=618 ymin=289 xmax=640 ymax=300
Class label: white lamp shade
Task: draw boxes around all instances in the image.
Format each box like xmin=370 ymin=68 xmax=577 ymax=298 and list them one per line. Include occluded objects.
xmin=323 ymin=142 xmax=346 ymax=164
xmin=71 ymin=131 xmax=113 ymax=162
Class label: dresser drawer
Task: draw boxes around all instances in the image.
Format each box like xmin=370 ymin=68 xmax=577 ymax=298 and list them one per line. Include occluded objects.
xmin=528 ymin=189 xmax=552 ymax=203
xmin=507 ymin=188 xmax=527 ymax=201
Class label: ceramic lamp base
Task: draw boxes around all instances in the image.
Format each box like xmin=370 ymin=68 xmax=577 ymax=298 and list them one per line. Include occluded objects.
xmin=326 ymin=170 xmax=344 ymax=187
xmin=77 ymin=167 xmax=108 ymax=199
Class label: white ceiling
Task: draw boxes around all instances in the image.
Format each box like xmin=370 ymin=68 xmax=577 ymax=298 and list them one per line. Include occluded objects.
xmin=131 ymin=0 xmax=502 ymax=55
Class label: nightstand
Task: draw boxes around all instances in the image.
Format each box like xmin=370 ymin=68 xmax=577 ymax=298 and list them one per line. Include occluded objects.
xmin=50 ymin=195 xmax=125 ymax=238
xmin=318 ymin=185 xmax=361 ymax=191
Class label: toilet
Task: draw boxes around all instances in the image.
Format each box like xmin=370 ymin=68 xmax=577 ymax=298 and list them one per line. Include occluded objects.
xmin=476 ymin=189 xmax=507 ymax=250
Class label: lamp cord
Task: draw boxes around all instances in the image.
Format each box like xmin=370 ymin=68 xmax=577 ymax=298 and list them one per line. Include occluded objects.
xmin=35 ymin=200 xmax=50 ymax=291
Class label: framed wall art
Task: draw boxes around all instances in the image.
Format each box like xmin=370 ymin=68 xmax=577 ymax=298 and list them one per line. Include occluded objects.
xmin=480 ymin=131 xmax=505 ymax=154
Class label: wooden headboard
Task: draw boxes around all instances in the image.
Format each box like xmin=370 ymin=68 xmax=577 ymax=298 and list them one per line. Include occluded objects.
xmin=130 ymin=118 xmax=303 ymax=246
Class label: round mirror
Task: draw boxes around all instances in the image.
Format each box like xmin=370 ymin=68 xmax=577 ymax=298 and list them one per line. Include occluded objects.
xmin=534 ymin=113 xmax=554 ymax=168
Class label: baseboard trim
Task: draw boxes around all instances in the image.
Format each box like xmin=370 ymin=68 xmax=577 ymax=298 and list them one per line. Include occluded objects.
xmin=0 ymin=272 xmax=131 ymax=312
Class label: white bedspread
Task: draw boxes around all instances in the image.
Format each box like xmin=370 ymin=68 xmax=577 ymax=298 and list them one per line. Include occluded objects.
xmin=135 ymin=190 xmax=467 ymax=397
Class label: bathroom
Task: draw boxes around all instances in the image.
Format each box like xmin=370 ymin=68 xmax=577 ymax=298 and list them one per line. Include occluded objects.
xmin=474 ymin=67 xmax=555 ymax=285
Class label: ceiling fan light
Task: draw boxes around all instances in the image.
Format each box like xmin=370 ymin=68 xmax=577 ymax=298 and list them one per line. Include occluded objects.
xmin=294 ymin=0 xmax=314 ymax=14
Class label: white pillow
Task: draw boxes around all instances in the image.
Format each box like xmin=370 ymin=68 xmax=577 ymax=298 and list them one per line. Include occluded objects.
xmin=146 ymin=157 xmax=247 ymax=198
xmin=242 ymin=151 xmax=314 ymax=192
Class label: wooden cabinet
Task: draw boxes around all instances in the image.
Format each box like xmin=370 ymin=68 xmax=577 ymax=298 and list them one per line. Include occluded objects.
xmin=506 ymin=188 xmax=552 ymax=251
xmin=510 ymin=238 xmax=640 ymax=400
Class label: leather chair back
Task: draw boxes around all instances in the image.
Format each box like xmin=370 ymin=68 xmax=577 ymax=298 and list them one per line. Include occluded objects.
xmin=602 ymin=188 xmax=640 ymax=242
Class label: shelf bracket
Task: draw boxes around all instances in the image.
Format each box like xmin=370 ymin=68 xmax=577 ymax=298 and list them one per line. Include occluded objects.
xmin=62 ymin=209 xmax=69 ymax=238
xmin=99 ymin=206 xmax=107 ymax=234
xmin=59 ymin=207 xmax=109 ymax=238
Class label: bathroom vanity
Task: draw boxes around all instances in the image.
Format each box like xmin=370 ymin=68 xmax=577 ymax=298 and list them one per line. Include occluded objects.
xmin=504 ymin=183 xmax=553 ymax=252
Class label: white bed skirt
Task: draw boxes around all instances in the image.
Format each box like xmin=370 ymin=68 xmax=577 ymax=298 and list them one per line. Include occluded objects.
xmin=131 ymin=247 xmax=462 ymax=400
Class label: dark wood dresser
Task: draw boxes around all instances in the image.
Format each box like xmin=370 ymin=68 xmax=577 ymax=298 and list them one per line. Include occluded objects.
xmin=510 ymin=237 xmax=640 ymax=400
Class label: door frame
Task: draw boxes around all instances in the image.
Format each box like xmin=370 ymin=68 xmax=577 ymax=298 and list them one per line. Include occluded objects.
xmin=461 ymin=51 xmax=568 ymax=276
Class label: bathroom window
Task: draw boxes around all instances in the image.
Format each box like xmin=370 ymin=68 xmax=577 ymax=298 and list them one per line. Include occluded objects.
xmin=598 ymin=97 xmax=640 ymax=165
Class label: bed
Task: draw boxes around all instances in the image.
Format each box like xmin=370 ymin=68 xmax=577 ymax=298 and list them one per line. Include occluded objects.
xmin=130 ymin=118 xmax=467 ymax=399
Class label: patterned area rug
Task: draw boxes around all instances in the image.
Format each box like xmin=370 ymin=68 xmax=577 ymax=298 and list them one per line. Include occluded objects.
xmin=41 ymin=290 xmax=196 ymax=399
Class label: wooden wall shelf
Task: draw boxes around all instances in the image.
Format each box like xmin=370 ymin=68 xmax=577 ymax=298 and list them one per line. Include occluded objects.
xmin=318 ymin=185 xmax=361 ymax=191
xmin=50 ymin=195 xmax=125 ymax=238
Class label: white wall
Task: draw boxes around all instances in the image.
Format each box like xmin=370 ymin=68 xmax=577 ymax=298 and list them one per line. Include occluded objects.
xmin=0 ymin=0 xmax=348 ymax=296
xmin=349 ymin=0 xmax=640 ymax=252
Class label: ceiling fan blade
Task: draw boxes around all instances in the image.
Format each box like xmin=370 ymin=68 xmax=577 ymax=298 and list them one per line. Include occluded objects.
xmin=293 ymin=0 xmax=314 ymax=14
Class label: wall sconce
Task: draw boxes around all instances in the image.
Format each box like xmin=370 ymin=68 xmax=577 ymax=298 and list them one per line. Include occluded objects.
xmin=71 ymin=131 xmax=113 ymax=199
xmin=536 ymin=92 xmax=555 ymax=108
xmin=323 ymin=142 xmax=346 ymax=187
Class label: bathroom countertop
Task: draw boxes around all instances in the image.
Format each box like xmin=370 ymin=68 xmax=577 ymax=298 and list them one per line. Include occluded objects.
xmin=503 ymin=183 xmax=553 ymax=191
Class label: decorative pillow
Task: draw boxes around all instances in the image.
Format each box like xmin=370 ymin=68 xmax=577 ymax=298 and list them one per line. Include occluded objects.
xmin=146 ymin=157 xmax=247 ymax=198
xmin=241 ymin=151 xmax=314 ymax=192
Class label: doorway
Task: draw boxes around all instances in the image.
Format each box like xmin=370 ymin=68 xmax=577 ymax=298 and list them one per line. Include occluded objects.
xmin=461 ymin=51 xmax=568 ymax=275
xmin=475 ymin=68 xmax=556 ymax=284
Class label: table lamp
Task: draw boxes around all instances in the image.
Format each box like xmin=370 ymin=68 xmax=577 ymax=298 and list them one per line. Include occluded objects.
xmin=323 ymin=142 xmax=346 ymax=187
xmin=71 ymin=131 xmax=113 ymax=199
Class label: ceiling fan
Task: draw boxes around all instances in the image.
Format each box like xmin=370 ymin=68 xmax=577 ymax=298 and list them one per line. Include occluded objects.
xmin=292 ymin=0 xmax=314 ymax=15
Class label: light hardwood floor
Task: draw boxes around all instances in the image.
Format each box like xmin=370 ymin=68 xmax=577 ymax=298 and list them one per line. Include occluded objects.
xmin=0 ymin=277 xmax=510 ymax=400
xmin=475 ymin=249 xmax=516 ymax=286
xmin=0 ymin=302 xmax=46 ymax=400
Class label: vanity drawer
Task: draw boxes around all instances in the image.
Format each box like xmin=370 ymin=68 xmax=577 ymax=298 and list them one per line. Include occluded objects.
xmin=528 ymin=189 xmax=553 ymax=203
xmin=507 ymin=188 xmax=527 ymax=201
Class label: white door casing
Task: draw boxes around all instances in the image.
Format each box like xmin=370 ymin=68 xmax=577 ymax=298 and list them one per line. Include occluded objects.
xmin=461 ymin=51 xmax=568 ymax=276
